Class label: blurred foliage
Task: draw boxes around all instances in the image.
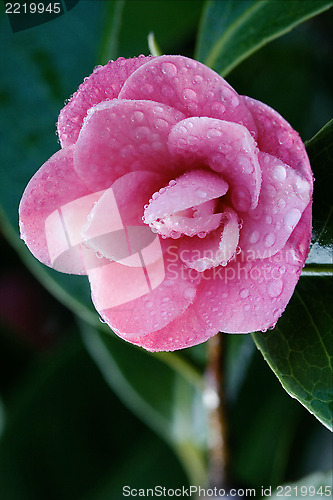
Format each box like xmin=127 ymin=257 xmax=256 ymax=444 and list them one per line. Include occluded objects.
xmin=0 ymin=1 xmax=332 ymax=498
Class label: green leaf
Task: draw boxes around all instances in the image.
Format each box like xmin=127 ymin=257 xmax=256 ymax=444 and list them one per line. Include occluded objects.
xmin=304 ymin=120 xmax=333 ymax=272
xmin=253 ymin=277 xmax=333 ymax=431
xmin=269 ymin=470 xmax=332 ymax=499
xmin=196 ymin=0 xmax=332 ymax=76
xmin=80 ymin=321 xmax=208 ymax=486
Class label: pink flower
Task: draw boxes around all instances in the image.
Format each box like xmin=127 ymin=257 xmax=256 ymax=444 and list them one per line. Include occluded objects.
xmin=19 ymin=55 xmax=313 ymax=352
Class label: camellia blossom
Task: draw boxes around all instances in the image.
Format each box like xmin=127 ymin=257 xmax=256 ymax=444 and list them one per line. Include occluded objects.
xmin=19 ymin=55 xmax=313 ymax=352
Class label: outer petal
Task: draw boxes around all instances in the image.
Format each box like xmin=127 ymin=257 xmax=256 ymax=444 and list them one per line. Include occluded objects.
xmin=168 ymin=117 xmax=261 ymax=210
xmin=239 ymin=152 xmax=312 ymax=258
xmin=82 ymin=170 xmax=166 ymax=264
xmin=119 ymin=55 xmax=257 ymax=136
xmin=88 ymin=239 xmax=201 ymax=338
xmin=57 ymin=55 xmax=153 ymax=148
xmin=19 ymin=146 xmax=99 ymax=274
xmin=243 ymin=96 xmax=313 ymax=183
xmin=125 ymin=205 xmax=311 ymax=351
xmin=74 ymin=99 xmax=185 ymax=190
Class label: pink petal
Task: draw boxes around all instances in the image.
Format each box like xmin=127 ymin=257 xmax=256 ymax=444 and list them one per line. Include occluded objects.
xmin=168 ymin=117 xmax=261 ymax=210
xmin=126 ymin=206 xmax=311 ymax=351
xmin=239 ymin=152 xmax=312 ymax=258
xmin=74 ymin=99 xmax=185 ymax=191
xmin=82 ymin=171 xmax=166 ymax=264
xmin=179 ymin=207 xmax=240 ymax=271
xmin=57 ymin=55 xmax=153 ymax=148
xmin=19 ymin=146 xmax=100 ymax=274
xmin=243 ymin=96 xmax=313 ymax=183
xmin=88 ymin=239 xmax=201 ymax=338
xmin=119 ymin=55 xmax=257 ymax=135
xmin=143 ymin=169 xmax=228 ymax=239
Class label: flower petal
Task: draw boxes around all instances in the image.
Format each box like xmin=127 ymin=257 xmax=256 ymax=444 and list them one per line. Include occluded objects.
xmin=243 ymin=96 xmax=313 ymax=183
xmin=74 ymin=99 xmax=185 ymax=190
xmin=119 ymin=55 xmax=257 ymax=135
xmin=179 ymin=207 xmax=240 ymax=271
xmin=239 ymin=152 xmax=312 ymax=258
xmin=126 ymin=206 xmax=311 ymax=351
xmin=82 ymin=170 xmax=166 ymax=264
xmin=143 ymin=169 xmax=228 ymax=238
xmin=19 ymin=146 xmax=100 ymax=274
xmin=88 ymin=240 xmax=201 ymax=338
xmin=57 ymin=55 xmax=153 ymax=148
xmin=168 ymin=117 xmax=261 ymax=210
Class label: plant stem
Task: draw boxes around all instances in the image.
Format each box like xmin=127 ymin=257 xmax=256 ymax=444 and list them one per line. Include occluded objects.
xmin=204 ymin=333 xmax=229 ymax=489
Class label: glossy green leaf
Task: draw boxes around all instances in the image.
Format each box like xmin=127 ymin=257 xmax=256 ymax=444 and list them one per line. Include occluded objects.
xmin=80 ymin=321 xmax=208 ymax=486
xmin=269 ymin=470 xmax=332 ymax=499
xmin=196 ymin=0 xmax=332 ymax=76
xmin=304 ymin=120 xmax=333 ymax=272
xmin=253 ymin=277 xmax=333 ymax=430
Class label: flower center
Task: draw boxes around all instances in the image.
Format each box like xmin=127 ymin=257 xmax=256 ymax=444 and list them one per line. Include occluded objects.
xmin=143 ymin=170 xmax=229 ymax=239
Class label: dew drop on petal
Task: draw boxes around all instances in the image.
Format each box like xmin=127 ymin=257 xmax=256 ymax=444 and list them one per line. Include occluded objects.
xmin=161 ymin=62 xmax=178 ymax=77
xmin=284 ymin=208 xmax=301 ymax=230
xmin=131 ymin=111 xmax=144 ymax=122
xmin=195 ymin=187 xmax=207 ymax=199
xmin=240 ymin=288 xmax=249 ymax=299
xmin=183 ymin=88 xmax=197 ymax=101
xmin=264 ymin=232 xmax=276 ymax=248
xmin=273 ymin=164 xmax=287 ymax=182
xmin=267 ymin=278 xmax=283 ymax=298
xmin=249 ymin=230 xmax=260 ymax=244
xmin=277 ymin=198 xmax=286 ymax=209
xmin=163 ymin=279 xmax=174 ymax=287
xmin=183 ymin=287 xmax=196 ymax=301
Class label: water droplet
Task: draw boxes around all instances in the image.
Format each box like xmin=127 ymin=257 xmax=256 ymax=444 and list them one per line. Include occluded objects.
xmin=163 ymin=279 xmax=174 ymax=287
xmin=266 ymin=184 xmax=277 ymax=198
xmin=273 ymin=164 xmax=287 ymax=181
xmin=249 ymin=230 xmax=260 ymax=244
xmin=183 ymin=88 xmax=197 ymax=101
xmin=183 ymin=287 xmax=196 ymax=301
xmin=207 ymin=128 xmax=222 ymax=138
xmin=197 ymin=231 xmax=206 ymax=239
xmin=238 ymin=155 xmax=254 ymax=174
xmin=154 ymin=118 xmax=168 ymax=129
xmin=195 ymin=187 xmax=207 ymax=199
xmin=142 ymin=83 xmax=154 ymax=94
xmin=277 ymin=198 xmax=286 ymax=209
xmin=264 ymin=232 xmax=276 ymax=248
xmin=169 ymin=179 xmax=177 ymax=186
xmin=284 ymin=208 xmax=301 ymax=230
xmin=170 ymin=230 xmax=181 ymax=239
xmin=161 ymin=62 xmax=178 ymax=77
xmin=240 ymin=288 xmax=249 ymax=299
xmin=96 ymin=252 xmax=104 ymax=259
xmin=145 ymin=301 xmax=153 ymax=309
xmin=294 ymin=177 xmax=310 ymax=198
xmin=267 ymin=278 xmax=283 ymax=298
xmin=99 ymin=316 xmax=106 ymax=324
xmin=193 ymin=75 xmax=203 ymax=84
xmin=131 ymin=111 xmax=144 ymax=122
xmin=265 ymin=215 xmax=273 ymax=224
